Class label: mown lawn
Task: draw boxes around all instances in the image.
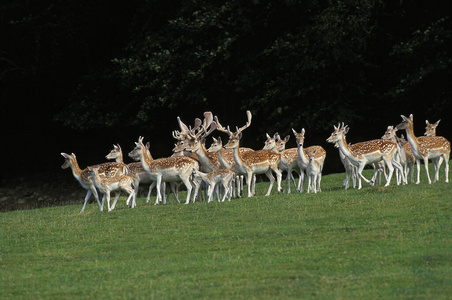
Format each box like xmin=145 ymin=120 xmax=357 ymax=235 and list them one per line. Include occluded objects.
xmin=1 ymin=166 xmax=451 ymax=299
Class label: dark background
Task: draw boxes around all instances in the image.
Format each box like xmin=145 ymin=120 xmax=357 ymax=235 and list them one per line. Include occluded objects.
xmin=1 ymin=0 xmax=451 ymax=192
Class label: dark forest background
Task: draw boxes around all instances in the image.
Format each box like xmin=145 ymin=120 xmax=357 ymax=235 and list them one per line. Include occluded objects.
xmin=1 ymin=0 xmax=451 ymax=183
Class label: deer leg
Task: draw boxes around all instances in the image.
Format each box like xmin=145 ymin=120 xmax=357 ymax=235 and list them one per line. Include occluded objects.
xmin=146 ymin=181 xmax=156 ymax=203
xmin=383 ymin=158 xmax=394 ymax=187
xmin=415 ymin=159 xmax=421 ymax=184
xmin=423 ymin=157 xmax=432 ymax=184
xmin=264 ymin=170 xmax=275 ymax=196
xmin=155 ymin=175 xmax=163 ymax=205
xmin=80 ymin=189 xmax=93 ymax=213
xmin=110 ymin=191 xmax=121 ymax=211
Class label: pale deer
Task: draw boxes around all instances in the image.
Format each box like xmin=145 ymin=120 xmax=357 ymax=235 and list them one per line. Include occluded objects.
xmin=292 ymin=128 xmax=326 ymax=193
xmin=215 ymin=111 xmax=282 ymax=197
xmin=381 ymin=126 xmax=412 ymax=185
xmin=87 ymin=166 xmax=135 ymax=212
xmin=263 ymin=133 xmax=301 ymax=193
xmin=61 ymin=153 xmax=129 ymax=212
xmin=327 ymin=123 xmax=404 ymax=189
xmin=192 ymin=169 xmax=235 ymax=202
xmin=129 ymin=137 xmax=199 ymax=204
xmin=305 ymin=149 xmax=322 ymax=193
xmin=396 ymin=114 xmax=450 ymax=184
xmin=334 ymin=142 xmax=357 ymax=189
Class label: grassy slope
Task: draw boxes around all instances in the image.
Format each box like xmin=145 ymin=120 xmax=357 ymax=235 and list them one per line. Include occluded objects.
xmin=1 ymin=166 xmax=451 ymax=299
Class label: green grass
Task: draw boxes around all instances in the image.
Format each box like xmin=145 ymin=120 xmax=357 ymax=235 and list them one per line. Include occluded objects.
xmin=1 ymin=165 xmax=451 ymax=299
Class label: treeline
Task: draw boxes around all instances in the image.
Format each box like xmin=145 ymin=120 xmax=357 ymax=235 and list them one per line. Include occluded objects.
xmin=1 ymin=0 xmax=450 ymax=174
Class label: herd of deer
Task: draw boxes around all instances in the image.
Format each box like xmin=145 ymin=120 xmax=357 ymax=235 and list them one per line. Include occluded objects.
xmin=61 ymin=112 xmax=450 ymax=213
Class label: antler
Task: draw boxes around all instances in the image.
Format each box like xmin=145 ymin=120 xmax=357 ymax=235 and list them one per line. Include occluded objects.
xmin=237 ymin=110 xmax=252 ymax=134
xmin=214 ymin=115 xmax=232 ymax=136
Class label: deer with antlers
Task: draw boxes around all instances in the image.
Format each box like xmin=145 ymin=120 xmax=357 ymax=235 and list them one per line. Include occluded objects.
xmin=61 ymin=153 xmax=129 ymax=212
xmin=129 ymin=136 xmax=199 ymax=205
xmin=327 ymin=123 xmax=405 ymax=189
xmin=215 ymin=110 xmax=282 ymax=197
xmin=292 ymin=129 xmax=327 ymax=193
xmin=396 ymin=114 xmax=450 ymax=184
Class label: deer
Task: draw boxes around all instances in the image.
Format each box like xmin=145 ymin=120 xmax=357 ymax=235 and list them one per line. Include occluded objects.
xmin=305 ymin=149 xmax=322 ymax=193
xmin=61 ymin=153 xmax=129 ymax=212
xmin=106 ymin=143 xmax=178 ymax=207
xmin=425 ymin=119 xmax=441 ymax=137
xmin=263 ymin=133 xmax=301 ymax=193
xmin=129 ymin=136 xmax=199 ymax=205
xmin=292 ymin=128 xmax=327 ymax=193
xmin=215 ymin=110 xmax=282 ymax=197
xmin=381 ymin=126 xmax=415 ymax=185
xmin=395 ymin=114 xmax=450 ymax=184
xmin=334 ymin=141 xmax=357 ymax=189
xmin=424 ymin=119 xmax=444 ymax=179
xmin=87 ymin=166 xmax=135 ymax=212
xmin=326 ymin=123 xmax=405 ymax=189
xmin=191 ymin=169 xmax=235 ymax=203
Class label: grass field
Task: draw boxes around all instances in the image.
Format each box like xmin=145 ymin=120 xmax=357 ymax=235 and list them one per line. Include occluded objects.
xmin=1 ymin=166 xmax=451 ymax=299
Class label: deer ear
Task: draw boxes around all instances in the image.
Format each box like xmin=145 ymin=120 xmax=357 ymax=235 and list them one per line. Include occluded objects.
xmin=409 ymin=114 xmax=413 ymax=121
xmin=436 ymin=119 xmax=441 ymax=126
xmin=292 ymin=128 xmax=297 ymax=135
xmin=284 ymin=135 xmax=290 ymax=143
xmin=266 ymin=133 xmax=271 ymax=139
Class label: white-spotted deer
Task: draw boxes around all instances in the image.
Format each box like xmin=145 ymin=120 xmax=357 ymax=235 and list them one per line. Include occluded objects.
xmin=292 ymin=129 xmax=326 ymax=193
xmin=87 ymin=166 xmax=135 ymax=212
xmin=396 ymin=114 xmax=450 ymax=184
xmin=424 ymin=119 xmax=444 ymax=179
xmin=61 ymin=153 xmax=129 ymax=212
xmin=107 ymin=144 xmax=176 ymax=207
xmin=381 ymin=126 xmax=414 ymax=185
xmin=192 ymin=169 xmax=235 ymax=202
xmin=129 ymin=137 xmax=199 ymax=204
xmin=263 ymin=133 xmax=301 ymax=193
xmin=215 ymin=111 xmax=282 ymax=197
xmin=425 ymin=119 xmax=441 ymax=137
xmin=327 ymin=123 xmax=405 ymax=189
xmin=206 ymin=136 xmax=253 ymax=198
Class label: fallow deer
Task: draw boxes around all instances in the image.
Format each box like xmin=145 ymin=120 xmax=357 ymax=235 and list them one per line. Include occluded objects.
xmin=192 ymin=169 xmax=235 ymax=203
xmin=327 ymin=123 xmax=404 ymax=189
xmin=396 ymin=114 xmax=450 ymax=184
xmin=215 ymin=111 xmax=282 ymax=197
xmin=292 ymin=129 xmax=326 ymax=193
xmin=61 ymin=153 xmax=129 ymax=212
xmin=129 ymin=137 xmax=199 ymax=204
xmin=87 ymin=166 xmax=135 ymax=212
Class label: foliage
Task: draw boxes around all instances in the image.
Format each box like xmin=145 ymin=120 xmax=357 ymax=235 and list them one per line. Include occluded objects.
xmin=1 ymin=0 xmax=450 ymax=140
xmin=1 ymin=166 xmax=451 ymax=299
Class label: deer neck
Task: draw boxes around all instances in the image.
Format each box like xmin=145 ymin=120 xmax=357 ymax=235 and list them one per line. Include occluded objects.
xmin=216 ymin=148 xmax=231 ymax=169
xmin=194 ymin=143 xmax=218 ymax=171
xmin=231 ymin=142 xmax=247 ymax=172
xmin=68 ymin=159 xmax=85 ymax=182
xmin=296 ymin=141 xmax=309 ymax=166
xmin=336 ymin=136 xmax=356 ymax=162
xmin=116 ymin=152 xmax=124 ymax=164
xmin=138 ymin=148 xmax=154 ymax=173
xmin=400 ymin=124 xmax=421 ymax=155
